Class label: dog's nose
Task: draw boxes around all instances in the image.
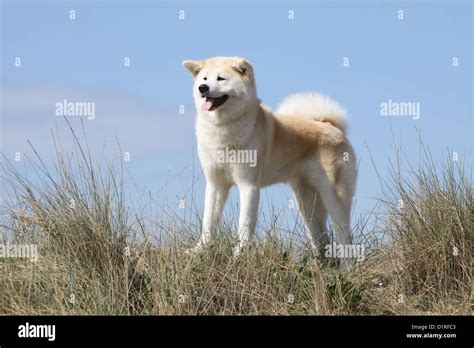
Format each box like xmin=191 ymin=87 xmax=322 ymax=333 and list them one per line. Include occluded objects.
xmin=198 ymin=84 xmax=209 ymax=94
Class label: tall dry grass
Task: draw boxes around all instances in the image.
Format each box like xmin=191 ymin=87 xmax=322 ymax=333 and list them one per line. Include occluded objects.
xmin=0 ymin=125 xmax=471 ymax=315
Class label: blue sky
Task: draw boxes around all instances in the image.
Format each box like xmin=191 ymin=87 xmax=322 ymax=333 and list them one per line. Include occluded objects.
xmin=1 ymin=0 xmax=472 ymax=238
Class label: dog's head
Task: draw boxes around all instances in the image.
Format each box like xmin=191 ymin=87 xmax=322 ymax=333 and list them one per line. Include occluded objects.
xmin=182 ymin=56 xmax=258 ymax=123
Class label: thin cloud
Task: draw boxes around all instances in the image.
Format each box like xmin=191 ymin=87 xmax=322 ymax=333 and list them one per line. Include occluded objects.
xmin=1 ymin=84 xmax=196 ymax=159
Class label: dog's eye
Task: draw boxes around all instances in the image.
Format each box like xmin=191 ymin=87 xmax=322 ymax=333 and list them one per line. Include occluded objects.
xmin=203 ymin=77 xmax=207 ymax=81
xmin=217 ymin=76 xmax=225 ymax=81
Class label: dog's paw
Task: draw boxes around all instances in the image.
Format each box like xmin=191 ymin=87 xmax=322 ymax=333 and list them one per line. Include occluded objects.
xmin=232 ymin=245 xmax=244 ymax=257
xmin=185 ymin=244 xmax=205 ymax=255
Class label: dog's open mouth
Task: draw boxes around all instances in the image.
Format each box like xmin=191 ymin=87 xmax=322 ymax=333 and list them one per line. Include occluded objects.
xmin=201 ymin=95 xmax=229 ymax=111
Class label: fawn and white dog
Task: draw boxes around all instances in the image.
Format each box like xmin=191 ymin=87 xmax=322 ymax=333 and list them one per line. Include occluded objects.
xmin=183 ymin=56 xmax=357 ymax=261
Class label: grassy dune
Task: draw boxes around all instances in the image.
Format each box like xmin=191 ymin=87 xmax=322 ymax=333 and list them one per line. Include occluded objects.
xmin=0 ymin=128 xmax=471 ymax=315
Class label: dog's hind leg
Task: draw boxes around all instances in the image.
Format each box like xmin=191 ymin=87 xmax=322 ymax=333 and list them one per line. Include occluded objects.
xmin=313 ymin=177 xmax=354 ymax=268
xmin=291 ymin=178 xmax=330 ymax=257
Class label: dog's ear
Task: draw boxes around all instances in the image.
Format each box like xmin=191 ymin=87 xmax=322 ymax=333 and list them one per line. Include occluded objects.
xmin=232 ymin=58 xmax=252 ymax=77
xmin=182 ymin=60 xmax=204 ymax=78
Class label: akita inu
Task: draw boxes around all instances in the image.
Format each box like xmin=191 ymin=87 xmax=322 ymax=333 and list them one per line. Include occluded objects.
xmin=183 ymin=56 xmax=357 ymax=264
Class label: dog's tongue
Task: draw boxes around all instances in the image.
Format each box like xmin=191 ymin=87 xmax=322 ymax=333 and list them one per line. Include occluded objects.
xmin=202 ymin=98 xmax=214 ymax=111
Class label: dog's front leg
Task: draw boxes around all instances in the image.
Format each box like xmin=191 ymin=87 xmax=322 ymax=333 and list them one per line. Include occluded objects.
xmin=188 ymin=179 xmax=229 ymax=253
xmin=234 ymin=184 xmax=260 ymax=256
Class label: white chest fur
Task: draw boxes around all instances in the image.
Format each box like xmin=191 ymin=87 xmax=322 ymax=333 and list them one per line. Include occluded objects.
xmin=195 ymin=110 xmax=258 ymax=166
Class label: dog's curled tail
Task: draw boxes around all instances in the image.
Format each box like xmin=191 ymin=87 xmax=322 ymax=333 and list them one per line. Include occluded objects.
xmin=276 ymin=92 xmax=348 ymax=133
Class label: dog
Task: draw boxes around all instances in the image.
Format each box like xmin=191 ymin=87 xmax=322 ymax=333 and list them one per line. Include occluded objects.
xmin=183 ymin=56 xmax=357 ymax=263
